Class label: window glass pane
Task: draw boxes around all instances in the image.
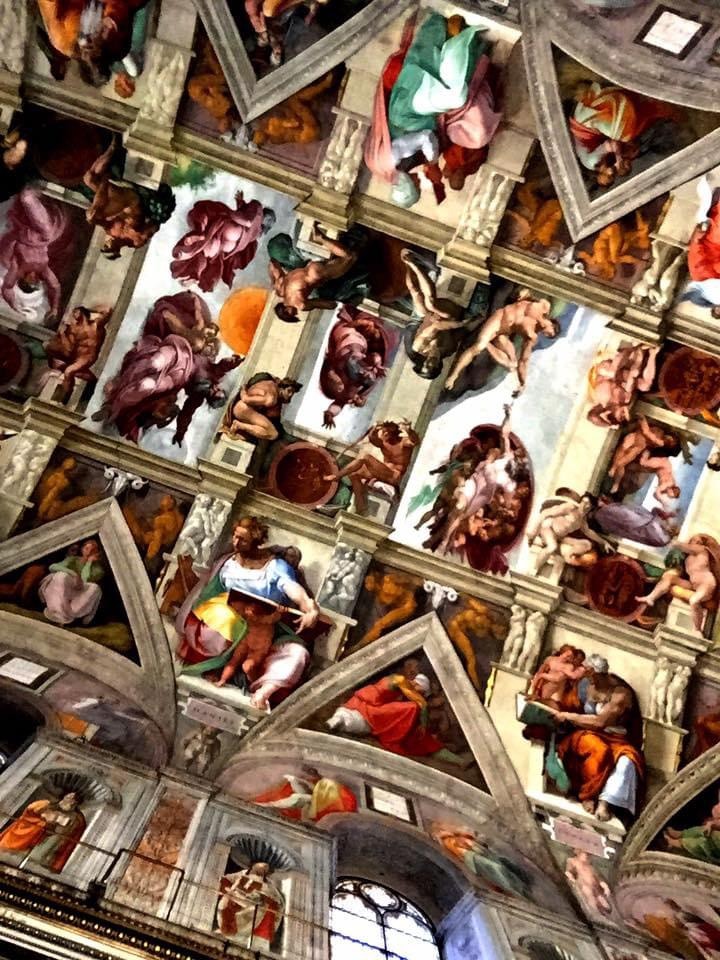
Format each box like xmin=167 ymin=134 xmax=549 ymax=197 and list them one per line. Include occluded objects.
xmin=384 ymin=911 xmax=434 ymax=941
xmin=361 ymin=883 xmax=400 ymax=910
xmin=331 ymin=933 xmax=387 ymax=960
xmin=385 ymin=929 xmax=440 ymax=960
xmin=331 ymin=905 xmax=384 ymax=949
xmin=333 ymin=892 xmax=378 ymax=921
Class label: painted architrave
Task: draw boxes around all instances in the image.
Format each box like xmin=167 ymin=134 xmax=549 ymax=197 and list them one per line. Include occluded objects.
xmin=521 ymin=0 xmax=720 ymax=240
xmin=0 ymin=499 xmax=176 ymax=742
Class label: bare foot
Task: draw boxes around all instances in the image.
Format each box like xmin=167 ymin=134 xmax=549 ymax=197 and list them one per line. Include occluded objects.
xmin=596 ymin=800 xmax=612 ymax=822
xmin=582 ymin=799 xmax=596 ymax=814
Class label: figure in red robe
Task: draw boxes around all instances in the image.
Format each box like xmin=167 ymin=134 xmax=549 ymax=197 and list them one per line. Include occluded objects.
xmin=326 ymin=672 xmax=446 ymax=757
xmin=251 ymin=768 xmax=358 ymax=822
xmin=0 ymin=792 xmax=86 ymax=874
xmin=216 ymin=862 xmax=284 ymax=950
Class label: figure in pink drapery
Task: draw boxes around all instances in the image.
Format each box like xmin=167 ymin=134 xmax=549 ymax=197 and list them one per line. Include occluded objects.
xmin=0 ymin=187 xmax=69 ymax=321
xmin=170 ymin=193 xmax=276 ymax=292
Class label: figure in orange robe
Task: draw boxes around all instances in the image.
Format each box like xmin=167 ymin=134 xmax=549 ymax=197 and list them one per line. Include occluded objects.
xmin=0 ymin=793 xmax=86 ymax=873
xmin=252 ymin=770 xmax=357 ymax=822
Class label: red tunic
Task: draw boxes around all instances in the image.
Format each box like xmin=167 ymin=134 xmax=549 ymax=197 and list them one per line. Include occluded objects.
xmin=688 ymin=202 xmax=720 ymax=282
xmin=344 ymin=677 xmax=444 ymax=757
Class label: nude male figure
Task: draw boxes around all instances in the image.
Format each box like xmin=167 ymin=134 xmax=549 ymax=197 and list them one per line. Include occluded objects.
xmin=325 ymin=420 xmax=420 ymax=514
xmin=608 ymin=415 xmax=677 ymax=495
xmin=269 ymin=229 xmax=358 ymax=322
xmin=528 ymin=492 xmax=611 ymax=574
xmin=223 ymin=375 xmax=302 ymax=442
xmin=45 ymin=306 xmax=111 ymax=391
xmin=636 ymin=535 xmax=719 ymax=632
xmin=400 ymin=249 xmax=467 ymax=379
xmin=445 ymin=291 xmax=559 ymax=394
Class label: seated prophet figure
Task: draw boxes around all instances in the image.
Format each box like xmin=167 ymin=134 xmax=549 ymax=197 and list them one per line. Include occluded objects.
xmin=36 ymin=0 xmax=151 ymax=87
xmin=569 ymin=82 xmax=678 ymax=188
xmin=542 ymin=654 xmax=646 ymax=822
xmin=38 ymin=539 xmax=105 ymax=626
xmin=685 ymin=186 xmax=720 ymax=318
xmin=0 ymin=187 xmax=69 ymax=323
xmin=365 ymin=13 xmax=502 ymax=208
xmin=170 ymin=193 xmax=276 ymax=292
xmin=176 ymin=517 xmax=318 ymax=711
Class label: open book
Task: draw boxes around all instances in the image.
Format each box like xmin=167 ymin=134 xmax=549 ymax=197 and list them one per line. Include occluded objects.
xmin=516 ymin=694 xmax=558 ymax=727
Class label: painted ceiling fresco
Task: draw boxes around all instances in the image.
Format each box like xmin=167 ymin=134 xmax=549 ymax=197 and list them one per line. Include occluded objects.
xmin=0 ymin=3 xmax=720 ymax=960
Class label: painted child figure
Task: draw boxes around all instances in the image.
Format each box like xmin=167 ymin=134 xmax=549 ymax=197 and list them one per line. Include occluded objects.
xmin=215 ymin=596 xmax=286 ymax=689
xmin=529 ymin=644 xmax=588 ymax=705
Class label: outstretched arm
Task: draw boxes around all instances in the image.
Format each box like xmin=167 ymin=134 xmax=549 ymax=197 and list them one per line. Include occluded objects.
xmin=41 ymin=266 xmax=62 ymax=318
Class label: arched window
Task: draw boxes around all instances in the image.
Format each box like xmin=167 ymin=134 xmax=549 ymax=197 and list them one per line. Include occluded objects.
xmin=331 ymin=878 xmax=441 ymax=960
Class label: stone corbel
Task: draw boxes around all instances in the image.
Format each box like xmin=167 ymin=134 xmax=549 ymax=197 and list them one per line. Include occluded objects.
xmin=297 ymin=107 xmax=370 ymax=232
xmin=124 ymin=40 xmax=193 ymax=186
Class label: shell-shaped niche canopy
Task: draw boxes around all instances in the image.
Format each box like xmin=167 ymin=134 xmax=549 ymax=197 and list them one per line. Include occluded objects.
xmin=226 ymin=833 xmax=300 ymax=872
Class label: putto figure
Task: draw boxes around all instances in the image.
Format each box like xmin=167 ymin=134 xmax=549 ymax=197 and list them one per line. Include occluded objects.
xmin=636 ymin=535 xmax=720 ymax=633
xmin=587 ymin=343 xmax=658 ymax=428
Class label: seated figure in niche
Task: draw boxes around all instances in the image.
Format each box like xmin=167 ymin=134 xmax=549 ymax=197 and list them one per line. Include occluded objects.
xmin=123 ymin=494 xmax=186 ymax=563
xmin=0 ymin=187 xmax=69 ymax=324
xmin=35 ymin=457 xmax=101 ymax=522
xmin=175 ymin=517 xmax=319 ymax=711
xmin=170 ymin=193 xmax=276 ymax=293
xmin=251 ymin=72 xmax=336 ymax=147
xmin=326 ymin=659 xmax=463 ymax=763
xmin=528 ymin=653 xmax=645 ymax=822
xmin=35 ymin=0 xmax=151 ymax=88
xmin=568 ymin=81 xmax=679 ymax=189
xmin=365 ymin=13 xmax=502 ymax=209
xmin=664 ymin=789 xmax=720 ymax=865
xmin=186 ymin=33 xmax=240 ymax=135
xmin=38 ymin=539 xmax=105 ymax=626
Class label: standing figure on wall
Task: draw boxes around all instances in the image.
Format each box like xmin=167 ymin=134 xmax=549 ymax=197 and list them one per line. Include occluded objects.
xmin=401 ymin=249 xmax=470 ymax=379
xmin=0 ymin=187 xmax=69 ymax=323
xmin=216 ymin=861 xmax=285 ymax=950
xmin=318 ymin=307 xmax=391 ymax=429
xmin=568 ymin=82 xmax=679 ymax=188
xmin=170 ymin=192 xmax=276 ymax=292
xmin=270 ymin=229 xmax=359 ymax=322
xmin=44 ymin=305 xmax=112 ymax=394
xmin=324 ymin=420 xmax=420 ymax=514
xmin=636 ymin=535 xmax=720 ymax=632
xmin=35 ymin=0 xmax=151 ymax=87
xmin=182 ymin=726 xmax=222 ymax=777
xmin=365 ymin=13 xmax=502 ymax=209
xmin=445 ymin=290 xmax=559 ymax=394
xmin=587 ymin=343 xmax=658 ymax=428
xmin=0 ymin=791 xmax=86 ymax=873
xmin=222 ymin=374 xmax=302 ymax=443
xmin=82 ymin=142 xmax=176 ymax=257
xmin=176 ymin=517 xmax=319 ymax=710
xmin=38 ymin=539 xmax=105 ymax=626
